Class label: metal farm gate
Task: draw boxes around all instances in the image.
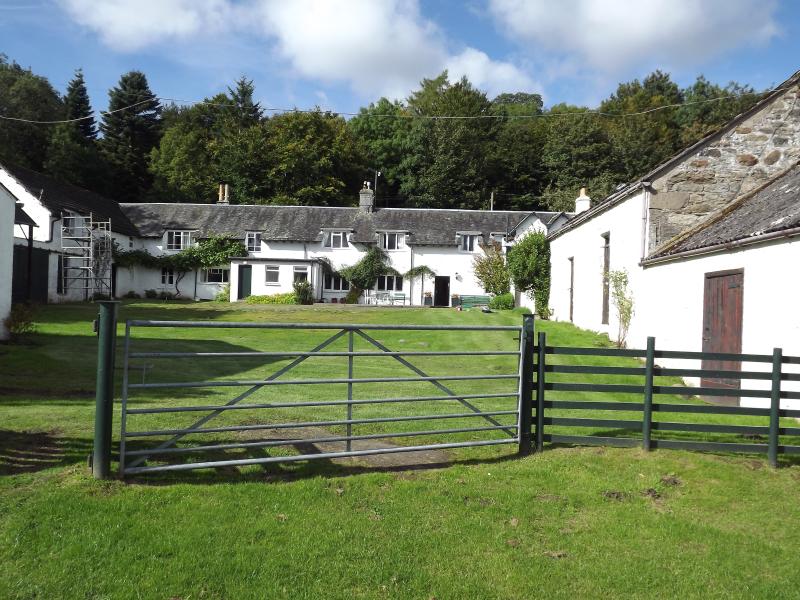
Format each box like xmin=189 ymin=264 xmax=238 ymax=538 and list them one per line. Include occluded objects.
xmin=116 ymin=317 xmax=531 ymax=477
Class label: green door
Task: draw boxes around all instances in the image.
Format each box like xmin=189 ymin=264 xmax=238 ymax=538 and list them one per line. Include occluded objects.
xmin=238 ymin=265 xmax=252 ymax=299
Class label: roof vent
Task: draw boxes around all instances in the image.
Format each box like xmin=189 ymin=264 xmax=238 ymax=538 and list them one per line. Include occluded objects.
xmin=574 ymin=187 xmax=591 ymax=214
xmin=359 ymin=181 xmax=374 ymax=212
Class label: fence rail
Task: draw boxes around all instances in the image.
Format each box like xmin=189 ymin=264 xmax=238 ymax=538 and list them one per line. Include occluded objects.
xmin=531 ymin=334 xmax=800 ymax=467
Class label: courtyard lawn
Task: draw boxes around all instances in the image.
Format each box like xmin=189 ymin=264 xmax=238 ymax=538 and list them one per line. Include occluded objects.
xmin=1 ymin=301 xmax=799 ymax=599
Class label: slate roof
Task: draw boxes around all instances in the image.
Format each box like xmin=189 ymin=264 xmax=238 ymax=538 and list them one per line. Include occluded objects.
xmin=120 ymin=203 xmax=554 ymax=246
xmin=651 ymin=163 xmax=800 ymax=258
xmin=1 ymin=163 xmax=139 ymax=236
xmin=14 ymin=203 xmax=36 ymax=227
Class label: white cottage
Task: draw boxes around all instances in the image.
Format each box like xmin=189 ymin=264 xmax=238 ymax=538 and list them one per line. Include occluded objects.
xmin=547 ymin=68 xmax=800 ymax=408
xmin=0 ymin=181 xmax=16 ymax=340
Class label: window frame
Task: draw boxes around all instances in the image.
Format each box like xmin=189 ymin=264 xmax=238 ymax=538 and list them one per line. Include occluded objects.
xmin=380 ymin=231 xmax=405 ymax=251
xmin=166 ymin=230 xmax=192 ymax=251
xmin=245 ymin=231 xmax=262 ymax=253
xmin=293 ymin=265 xmax=309 ymax=283
xmin=161 ymin=267 xmax=175 ymax=285
xmin=202 ymin=267 xmax=229 ymax=284
xmin=265 ymin=265 xmax=280 ymax=285
xmin=459 ymin=234 xmax=478 ymax=252
xmin=376 ymin=275 xmax=403 ymax=291
xmin=324 ymin=230 xmax=349 ymax=249
xmin=324 ymin=273 xmax=350 ymax=291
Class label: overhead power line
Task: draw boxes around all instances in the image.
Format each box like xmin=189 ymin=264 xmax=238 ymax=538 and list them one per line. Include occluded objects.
xmin=0 ymin=83 xmax=789 ymax=126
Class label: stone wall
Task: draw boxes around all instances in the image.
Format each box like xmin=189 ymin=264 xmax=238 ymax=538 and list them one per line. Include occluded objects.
xmin=648 ymin=84 xmax=800 ymax=252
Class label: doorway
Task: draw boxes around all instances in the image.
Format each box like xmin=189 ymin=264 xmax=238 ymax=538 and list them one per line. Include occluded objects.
xmin=237 ymin=265 xmax=252 ymax=300
xmin=433 ymin=276 xmax=450 ymax=307
xmin=701 ymin=269 xmax=744 ymax=405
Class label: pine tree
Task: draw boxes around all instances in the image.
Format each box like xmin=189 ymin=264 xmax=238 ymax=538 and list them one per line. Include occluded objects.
xmin=100 ymin=71 xmax=161 ymax=201
xmin=227 ymin=76 xmax=262 ymax=128
xmin=64 ymin=68 xmax=96 ymax=140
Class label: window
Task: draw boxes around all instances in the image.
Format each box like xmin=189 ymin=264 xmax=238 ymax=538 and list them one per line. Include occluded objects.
xmin=167 ymin=230 xmax=191 ymax=251
xmin=202 ymin=268 xmax=229 ymax=283
xmin=324 ymin=273 xmax=350 ymax=291
xmin=490 ymin=233 xmax=505 ymax=245
xmin=377 ymin=275 xmax=403 ymax=291
xmin=56 ymin=254 xmax=65 ymax=295
xmin=601 ymin=232 xmax=610 ymax=325
xmin=380 ymin=232 xmax=404 ymax=250
xmin=460 ymin=234 xmax=478 ymax=252
xmin=265 ymin=265 xmax=280 ymax=284
xmin=161 ymin=267 xmax=174 ymax=285
xmin=324 ymin=230 xmax=349 ymax=249
xmin=293 ymin=266 xmax=309 ymax=282
xmin=245 ymin=232 xmax=261 ymax=253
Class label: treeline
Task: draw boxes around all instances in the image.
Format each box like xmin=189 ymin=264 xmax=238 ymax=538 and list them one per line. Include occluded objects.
xmin=0 ymin=54 xmax=763 ymax=210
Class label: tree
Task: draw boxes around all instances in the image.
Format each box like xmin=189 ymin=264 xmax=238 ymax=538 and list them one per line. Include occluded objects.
xmin=677 ymin=76 xmax=761 ymax=146
xmin=472 ymin=241 xmax=510 ymax=295
xmin=64 ymin=69 xmax=96 ymax=140
xmin=606 ymin=269 xmax=634 ymax=348
xmin=0 ymin=54 xmax=63 ymax=169
xmin=100 ymin=71 xmax=161 ymax=201
xmin=227 ymin=76 xmax=263 ymax=128
xmin=507 ymin=231 xmax=551 ymax=318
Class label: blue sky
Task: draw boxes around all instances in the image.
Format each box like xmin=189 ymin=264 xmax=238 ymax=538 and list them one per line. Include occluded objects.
xmin=2 ymin=0 xmax=800 ymax=116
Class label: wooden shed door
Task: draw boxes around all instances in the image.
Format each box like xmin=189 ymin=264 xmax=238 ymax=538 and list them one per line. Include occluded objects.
xmin=701 ymin=269 xmax=744 ymax=405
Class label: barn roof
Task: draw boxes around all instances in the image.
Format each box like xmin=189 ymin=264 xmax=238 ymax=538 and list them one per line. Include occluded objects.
xmin=14 ymin=203 xmax=36 ymax=227
xmin=119 ymin=203 xmax=557 ymax=246
xmin=1 ymin=163 xmax=139 ymax=236
xmin=648 ymin=162 xmax=800 ymax=259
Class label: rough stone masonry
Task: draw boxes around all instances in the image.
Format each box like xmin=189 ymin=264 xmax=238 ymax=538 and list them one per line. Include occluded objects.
xmin=648 ymin=84 xmax=800 ymax=252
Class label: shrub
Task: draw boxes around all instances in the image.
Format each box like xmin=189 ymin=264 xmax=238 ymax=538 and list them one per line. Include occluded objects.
xmin=4 ymin=303 xmax=36 ymax=340
xmin=245 ymin=292 xmax=296 ymax=305
xmin=159 ymin=291 xmax=174 ymax=301
xmin=213 ymin=283 xmax=231 ymax=303
xmin=293 ymin=281 xmax=314 ymax=305
xmin=144 ymin=289 xmax=158 ymax=299
xmin=606 ymin=269 xmax=634 ymax=348
xmin=123 ymin=291 xmax=140 ymax=299
xmin=344 ymin=287 xmax=362 ymax=304
xmin=507 ymin=232 xmax=551 ymax=319
xmin=489 ymin=293 xmax=514 ymax=310
xmin=473 ymin=241 xmax=510 ymax=295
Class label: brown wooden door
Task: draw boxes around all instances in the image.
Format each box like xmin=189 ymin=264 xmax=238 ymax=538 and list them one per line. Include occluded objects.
xmin=701 ymin=269 xmax=744 ymax=405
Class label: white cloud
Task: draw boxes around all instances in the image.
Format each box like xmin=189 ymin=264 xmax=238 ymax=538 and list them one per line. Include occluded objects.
xmin=488 ymin=0 xmax=779 ymax=73
xmin=58 ymin=0 xmax=539 ymax=100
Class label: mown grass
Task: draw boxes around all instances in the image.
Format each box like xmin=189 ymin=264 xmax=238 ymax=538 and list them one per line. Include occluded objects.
xmin=1 ymin=301 xmax=799 ymax=599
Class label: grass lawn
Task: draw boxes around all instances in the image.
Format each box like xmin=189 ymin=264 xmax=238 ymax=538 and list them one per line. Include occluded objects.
xmin=1 ymin=301 xmax=799 ymax=599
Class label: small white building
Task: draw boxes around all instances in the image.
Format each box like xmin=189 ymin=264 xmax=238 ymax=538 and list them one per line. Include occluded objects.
xmin=0 ymin=181 xmax=16 ymax=340
xmin=546 ymin=68 xmax=800 ymax=408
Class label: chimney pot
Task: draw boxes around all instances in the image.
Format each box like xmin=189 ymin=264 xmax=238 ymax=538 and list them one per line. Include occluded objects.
xmin=574 ymin=187 xmax=591 ymax=214
xmin=218 ymin=183 xmax=230 ymax=205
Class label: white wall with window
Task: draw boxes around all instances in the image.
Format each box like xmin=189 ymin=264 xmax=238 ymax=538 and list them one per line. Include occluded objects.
xmin=380 ymin=231 xmax=405 ymax=251
xmin=166 ymin=230 xmax=192 ymax=251
xmin=323 ymin=230 xmax=350 ymax=249
xmin=245 ymin=231 xmax=262 ymax=253
xmin=229 ymin=259 xmax=322 ymax=301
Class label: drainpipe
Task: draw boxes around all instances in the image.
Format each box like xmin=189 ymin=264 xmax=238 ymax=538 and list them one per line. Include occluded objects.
xmin=409 ymin=245 xmax=414 ymax=306
xmin=640 ymin=183 xmax=651 ymax=260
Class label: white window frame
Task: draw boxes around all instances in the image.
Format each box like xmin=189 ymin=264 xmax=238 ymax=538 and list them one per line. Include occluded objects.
xmin=376 ymin=275 xmax=403 ymax=291
xmin=324 ymin=230 xmax=349 ymax=249
xmin=324 ymin=273 xmax=350 ymax=291
xmin=202 ymin=268 xmax=229 ymax=284
xmin=161 ymin=267 xmax=175 ymax=285
xmin=380 ymin=232 xmax=405 ymax=251
xmin=293 ymin=265 xmax=309 ymax=283
xmin=490 ymin=232 xmax=505 ymax=245
xmin=245 ymin=231 xmax=261 ymax=253
xmin=265 ymin=265 xmax=280 ymax=285
xmin=459 ymin=234 xmax=479 ymax=252
xmin=166 ymin=230 xmax=192 ymax=251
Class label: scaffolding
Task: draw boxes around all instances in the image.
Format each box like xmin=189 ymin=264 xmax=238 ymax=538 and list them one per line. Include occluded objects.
xmin=61 ymin=213 xmax=113 ymax=300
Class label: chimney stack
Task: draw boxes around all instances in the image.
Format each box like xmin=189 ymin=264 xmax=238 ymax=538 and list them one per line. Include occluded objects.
xmin=359 ymin=181 xmax=374 ymax=212
xmin=218 ymin=183 xmax=230 ymax=205
xmin=574 ymin=187 xmax=591 ymax=214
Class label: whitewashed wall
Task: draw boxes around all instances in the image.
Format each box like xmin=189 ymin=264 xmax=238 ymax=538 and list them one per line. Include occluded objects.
xmin=638 ymin=239 xmax=800 ymax=409
xmin=0 ymin=186 xmax=15 ymax=339
xmin=549 ymin=191 xmax=648 ymax=336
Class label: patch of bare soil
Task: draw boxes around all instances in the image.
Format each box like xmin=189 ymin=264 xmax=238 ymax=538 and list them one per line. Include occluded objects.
xmin=237 ymin=426 xmax=451 ymax=469
xmin=0 ymin=430 xmax=64 ymax=475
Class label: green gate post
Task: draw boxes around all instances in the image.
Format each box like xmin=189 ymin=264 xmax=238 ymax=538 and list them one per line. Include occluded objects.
xmin=535 ymin=331 xmax=546 ymax=453
xmin=93 ymin=301 xmax=119 ymax=479
xmin=518 ymin=314 xmax=535 ymax=455
xmin=768 ymin=347 xmax=782 ymax=468
xmin=642 ymin=336 xmax=655 ymax=451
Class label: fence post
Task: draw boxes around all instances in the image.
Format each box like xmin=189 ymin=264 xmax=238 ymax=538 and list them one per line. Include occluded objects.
xmin=517 ymin=314 xmax=534 ymax=455
xmin=768 ymin=347 xmax=782 ymax=468
xmin=535 ymin=331 xmax=546 ymax=453
xmin=642 ymin=336 xmax=655 ymax=451
xmin=92 ymin=300 xmax=119 ymax=479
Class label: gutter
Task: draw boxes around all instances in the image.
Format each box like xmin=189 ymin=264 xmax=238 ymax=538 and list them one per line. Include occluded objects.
xmin=641 ymin=225 xmax=800 ymax=267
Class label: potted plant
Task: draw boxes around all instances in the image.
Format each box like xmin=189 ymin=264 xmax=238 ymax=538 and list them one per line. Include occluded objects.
xmin=423 ymin=291 xmax=433 ymax=306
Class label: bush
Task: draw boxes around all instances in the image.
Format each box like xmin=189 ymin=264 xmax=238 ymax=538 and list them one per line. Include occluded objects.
xmin=213 ymin=283 xmax=230 ymax=303
xmin=4 ymin=303 xmax=36 ymax=340
xmin=489 ymin=293 xmax=514 ymax=310
xmin=293 ymin=281 xmax=314 ymax=305
xmin=123 ymin=291 xmax=140 ymax=299
xmin=344 ymin=287 xmax=362 ymax=304
xmin=159 ymin=291 xmax=174 ymax=301
xmin=144 ymin=289 xmax=158 ymax=299
xmin=245 ymin=292 xmax=296 ymax=305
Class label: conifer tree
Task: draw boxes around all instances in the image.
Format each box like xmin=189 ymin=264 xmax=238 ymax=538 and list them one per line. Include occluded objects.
xmin=64 ymin=68 xmax=96 ymax=140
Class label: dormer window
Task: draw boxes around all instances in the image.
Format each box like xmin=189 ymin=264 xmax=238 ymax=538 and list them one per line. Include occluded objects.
xmin=490 ymin=232 xmax=505 ymax=245
xmin=380 ymin=232 xmax=405 ymax=251
xmin=324 ymin=230 xmax=349 ymax=249
xmin=245 ymin=231 xmax=261 ymax=253
xmin=166 ymin=230 xmax=192 ymax=251
xmin=458 ymin=233 xmax=480 ymax=252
